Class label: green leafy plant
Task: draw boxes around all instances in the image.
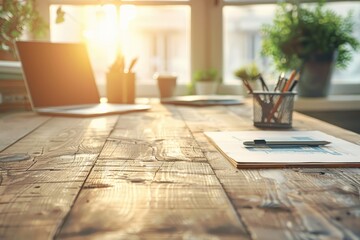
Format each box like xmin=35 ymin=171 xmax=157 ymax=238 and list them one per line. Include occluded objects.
xmin=0 ymin=0 xmax=48 ymax=57
xmin=187 ymin=69 xmax=218 ymax=94
xmin=234 ymin=62 xmax=260 ymax=81
xmin=193 ymin=69 xmax=218 ymax=82
xmin=261 ymin=0 xmax=359 ymax=71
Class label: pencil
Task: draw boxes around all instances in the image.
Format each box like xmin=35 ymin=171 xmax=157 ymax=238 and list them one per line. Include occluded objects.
xmin=128 ymin=57 xmax=138 ymax=73
xmin=289 ymin=73 xmax=300 ymax=91
xmin=266 ymin=70 xmax=297 ymax=122
xmin=281 ymin=70 xmax=297 ymax=92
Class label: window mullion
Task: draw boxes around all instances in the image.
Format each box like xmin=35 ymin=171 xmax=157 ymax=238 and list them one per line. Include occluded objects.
xmin=191 ymin=0 xmax=223 ymax=79
xmin=209 ymin=0 xmax=223 ymax=81
xmin=190 ymin=0 xmax=207 ymax=77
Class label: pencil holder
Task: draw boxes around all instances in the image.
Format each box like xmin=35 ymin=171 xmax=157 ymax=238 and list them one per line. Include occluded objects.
xmin=252 ymin=91 xmax=296 ymax=128
xmin=107 ymin=72 xmax=136 ymax=104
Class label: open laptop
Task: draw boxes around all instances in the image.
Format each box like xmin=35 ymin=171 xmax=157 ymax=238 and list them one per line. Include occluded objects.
xmin=16 ymin=41 xmax=150 ymax=117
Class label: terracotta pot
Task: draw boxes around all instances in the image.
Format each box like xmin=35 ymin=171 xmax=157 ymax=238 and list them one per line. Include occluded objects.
xmin=153 ymin=73 xmax=177 ymax=98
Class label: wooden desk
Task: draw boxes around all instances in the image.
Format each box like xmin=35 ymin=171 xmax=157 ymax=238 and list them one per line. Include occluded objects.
xmin=0 ymin=101 xmax=359 ymax=239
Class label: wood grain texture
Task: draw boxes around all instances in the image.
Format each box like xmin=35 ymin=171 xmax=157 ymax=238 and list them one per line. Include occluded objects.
xmin=0 ymin=112 xmax=50 ymax=151
xmin=0 ymin=115 xmax=119 ymax=240
xmin=179 ymin=103 xmax=360 ymax=239
xmin=1 ymin=102 xmax=359 ymax=240
xmin=57 ymin=109 xmax=249 ymax=239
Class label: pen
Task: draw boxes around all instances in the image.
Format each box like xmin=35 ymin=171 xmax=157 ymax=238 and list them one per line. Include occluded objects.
xmin=128 ymin=57 xmax=138 ymax=73
xmin=279 ymin=78 xmax=287 ymax=92
xmin=243 ymin=139 xmax=331 ymax=147
xmin=288 ymin=79 xmax=298 ymax=92
xmin=274 ymin=72 xmax=285 ymax=92
xmin=258 ymin=74 xmax=269 ymax=92
xmin=266 ymin=70 xmax=298 ymax=122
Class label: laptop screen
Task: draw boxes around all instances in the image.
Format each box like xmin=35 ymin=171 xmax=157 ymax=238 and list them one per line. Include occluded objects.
xmin=16 ymin=41 xmax=100 ymax=108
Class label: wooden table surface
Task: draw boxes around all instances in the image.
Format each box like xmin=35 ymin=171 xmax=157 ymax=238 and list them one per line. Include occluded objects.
xmin=0 ymin=100 xmax=359 ymax=239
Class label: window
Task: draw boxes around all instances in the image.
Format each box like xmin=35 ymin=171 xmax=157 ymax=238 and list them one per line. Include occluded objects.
xmin=224 ymin=4 xmax=277 ymax=84
xmin=223 ymin=1 xmax=360 ymax=86
xmin=49 ymin=2 xmax=190 ymax=91
xmin=38 ymin=0 xmax=360 ymax=96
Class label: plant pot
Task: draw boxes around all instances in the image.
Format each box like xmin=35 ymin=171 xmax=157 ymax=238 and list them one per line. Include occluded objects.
xmin=195 ymin=81 xmax=218 ymax=95
xmin=154 ymin=73 xmax=177 ymax=98
xmin=298 ymin=51 xmax=337 ymax=98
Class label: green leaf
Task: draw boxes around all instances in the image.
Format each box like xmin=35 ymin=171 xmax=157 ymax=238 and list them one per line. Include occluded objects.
xmin=261 ymin=0 xmax=359 ymax=71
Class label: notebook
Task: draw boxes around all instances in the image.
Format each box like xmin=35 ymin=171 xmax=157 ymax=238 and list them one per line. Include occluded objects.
xmin=205 ymin=131 xmax=360 ymax=168
xmin=15 ymin=41 xmax=150 ymax=117
xmin=161 ymin=95 xmax=244 ymax=106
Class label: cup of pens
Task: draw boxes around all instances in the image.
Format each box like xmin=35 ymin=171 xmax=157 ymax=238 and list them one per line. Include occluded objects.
xmin=240 ymin=69 xmax=299 ymax=128
xmin=106 ymin=55 xmax=138 ymax=104
xmin=252 ymin=91 xmax=296 ymax=128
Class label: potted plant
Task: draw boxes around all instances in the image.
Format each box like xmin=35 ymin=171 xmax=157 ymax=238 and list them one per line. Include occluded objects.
xmin=0 ymin=0 xmax=48 ymax=60
xmin=189 ymin=69 xmax=219 ymax=95
xmin=234 ymin=62 xmax=261 ymax=97
xmin=261 ymin=0 xmax=359 ymax=97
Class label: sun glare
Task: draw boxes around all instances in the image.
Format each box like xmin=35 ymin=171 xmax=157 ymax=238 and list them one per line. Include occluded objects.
xmin=81 ymin=4 xmax=137 ymax=66
xmin=83 ymin=5 xmax=117 ymax=53
xmin=120 ymin=5 xmax=137 ymax=29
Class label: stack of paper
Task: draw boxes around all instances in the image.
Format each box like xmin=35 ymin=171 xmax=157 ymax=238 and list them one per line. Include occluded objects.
xmin=161 ymin=95 xmax=244 ymax=106
xmin=204 ymin=131 xmax=360 ymax=168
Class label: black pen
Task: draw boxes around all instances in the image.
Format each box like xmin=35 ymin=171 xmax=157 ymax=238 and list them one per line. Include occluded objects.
xmin=243 ymin=139 xmax=331 ymax=147
xmin=258 ymin=74 xmax=269 ymax=92
xmin=289 ymin=80 xmax=298 ymax=92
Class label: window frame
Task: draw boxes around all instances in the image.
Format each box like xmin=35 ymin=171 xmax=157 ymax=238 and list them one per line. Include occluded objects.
xmin=221 ymin=0 xmax=360 ymax=95
xmin=38 ymin=0 xmax=359 ymax=96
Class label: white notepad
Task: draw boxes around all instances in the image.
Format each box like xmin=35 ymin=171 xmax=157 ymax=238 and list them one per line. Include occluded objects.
xmin=205 ymin=131 xmax=360 ymax=168
xmin=161 ymin=95 xmax=244 ymax=106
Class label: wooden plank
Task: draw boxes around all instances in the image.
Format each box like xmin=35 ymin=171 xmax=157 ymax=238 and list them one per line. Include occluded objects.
xmin=0 ymin=226 xmax=55 ymax=240
xmin=225 ymin=168 xmax=360 ymax=239
xmin=58 ymin=167 xmax=248 ymax=239
xmin=178 ymin=106 xmax=251 ymax=133
xmin=57 ymin=108 xmax=249 ymax=239
xmin=1 ymin=101 xmax=359 ymax=239
xmin=0 ymin=112 xmax=49 ymax=151
xmin=100 ymin=112 xmax=205 ymax=162
xmin=0 ymin=115 xmax=119 ymax=240
xmin=177 ymin=103 xmax=360 ymax=239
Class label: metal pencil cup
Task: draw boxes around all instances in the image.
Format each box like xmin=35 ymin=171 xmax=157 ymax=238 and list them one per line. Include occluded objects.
xmin=252 ymin=91 xmax=296 ymax=128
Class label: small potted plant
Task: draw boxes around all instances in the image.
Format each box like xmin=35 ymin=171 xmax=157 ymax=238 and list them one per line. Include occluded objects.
xmin=234 ymin=62 xmax=261 ymax=97
xmin=261 ymin=0 xmax=359 ymax=97
xmin=190 ymin=69 xmax=219 ymax=95
xmin=0 ymin=0 xmax=48 ymax=60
